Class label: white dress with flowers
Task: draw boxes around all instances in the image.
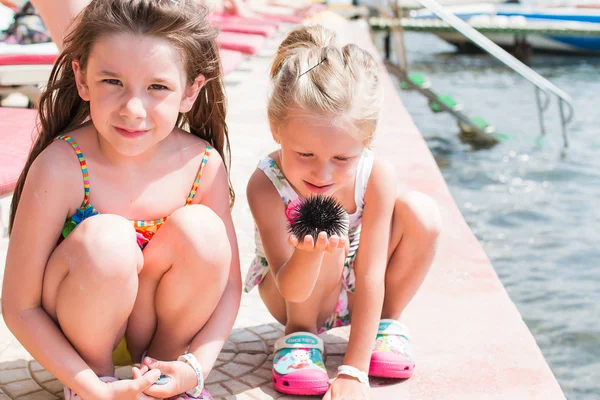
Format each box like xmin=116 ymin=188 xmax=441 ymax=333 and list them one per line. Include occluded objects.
xmin=243 ymin=150 xmax=374 ymax=332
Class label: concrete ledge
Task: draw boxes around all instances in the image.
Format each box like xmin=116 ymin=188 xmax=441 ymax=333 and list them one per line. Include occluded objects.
xmin=330 ymin=20 xmax=565 ymax=399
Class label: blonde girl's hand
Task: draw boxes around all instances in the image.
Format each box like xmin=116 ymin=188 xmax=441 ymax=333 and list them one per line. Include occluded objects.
xmin=322 ymin=375 xmax=370 ymax=400
xmin=133 ymin=357 xmax=198 ymax=399
xmin=105 ymin=368 xmax=161 ymax=400
xmin=288 ymin=231 xmax=347 ymax=254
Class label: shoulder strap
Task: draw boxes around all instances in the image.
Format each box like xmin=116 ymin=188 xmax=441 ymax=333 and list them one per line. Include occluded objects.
xmin=57 ymin=135 xmax=91 ymax=207
xmin=257 ymin=156 xmax=298 ymax=206
xmin=354 ymin=149 xmax=375 ymax=212
xmin=186 ymin=145 xmax=212 ymax=205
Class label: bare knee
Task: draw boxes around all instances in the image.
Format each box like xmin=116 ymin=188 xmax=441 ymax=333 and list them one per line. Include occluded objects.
xmin=70 ymin=214 xmax=140 ymax=281
xmin=167 ymin=205 xmax=231 ymax=277
xmin=396 ymin=191 xmax=442 ymax=244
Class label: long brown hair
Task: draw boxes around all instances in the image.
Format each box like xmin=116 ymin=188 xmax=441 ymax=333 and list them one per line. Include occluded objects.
xmin=9 ymin=0 xmax=233 ymax=234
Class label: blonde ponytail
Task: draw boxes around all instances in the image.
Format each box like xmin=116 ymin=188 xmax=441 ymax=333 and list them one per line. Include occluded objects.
xmin=268 ymin=24 xmax=383 ymax=140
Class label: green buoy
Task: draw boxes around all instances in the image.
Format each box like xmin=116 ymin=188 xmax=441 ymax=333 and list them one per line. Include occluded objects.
xmin=492 ymin=132 xmax=513 ymax=141
xmin=401 ymin=73 xmax=430 ymax=90
xmin=535 ymin=136 xmax=547 ymax=146
xmin=429 ymin=95 xmax=462 ymax=113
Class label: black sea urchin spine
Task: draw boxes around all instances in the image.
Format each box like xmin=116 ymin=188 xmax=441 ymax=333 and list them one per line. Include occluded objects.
xmin=288 ymin=195 xmax=349 ymax=241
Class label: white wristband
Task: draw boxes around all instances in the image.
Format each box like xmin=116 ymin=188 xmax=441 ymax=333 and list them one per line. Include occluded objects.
xmin=177 ymin=353 xmax=204 ymax=397
xmin=337 ymin=365 xmax=370 ymax=386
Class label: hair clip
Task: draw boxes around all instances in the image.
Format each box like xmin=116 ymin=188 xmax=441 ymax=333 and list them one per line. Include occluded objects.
xmin=299 ymin=57 xmax=327 ymax=77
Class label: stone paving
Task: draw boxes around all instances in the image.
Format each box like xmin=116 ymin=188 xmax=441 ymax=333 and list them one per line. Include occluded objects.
xmin=0 ymin=316 xmax=355 ymax=400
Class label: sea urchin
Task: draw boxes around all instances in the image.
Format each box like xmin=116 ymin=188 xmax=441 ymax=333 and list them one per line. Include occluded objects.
xmin=286 ymin=195 xmax=349 ymax=242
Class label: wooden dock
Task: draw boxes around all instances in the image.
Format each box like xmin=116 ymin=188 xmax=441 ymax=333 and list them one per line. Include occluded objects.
xmin=370 ymin=16 xmax=600 ymax=36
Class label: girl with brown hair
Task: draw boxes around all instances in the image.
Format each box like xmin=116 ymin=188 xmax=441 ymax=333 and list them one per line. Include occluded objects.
xmin=2 ymin=1 xmax=240 ymax=399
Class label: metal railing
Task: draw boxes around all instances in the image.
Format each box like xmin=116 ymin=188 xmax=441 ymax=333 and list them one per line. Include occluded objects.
xmin=407 ymin=0 xmax=575 ymax=147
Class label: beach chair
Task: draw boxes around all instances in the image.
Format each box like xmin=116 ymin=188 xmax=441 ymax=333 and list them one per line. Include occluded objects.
xmin=220 ymin=48 xmax=246 ymax=74
xmin=0 ymin=106 xmax=36 ymax=195
xmin=0 ymin=106 xmax=36 ymax=235
xmin=216 ymin=31 xmax=266 ymax=55
xmin=215 ymin=20 xmax=277 ymax=36
xmin=208 ymin=13 xmax=281 ymax=28
xmin=0 ymin=46 xmax=248 ymax=103
xmin=0 ymin=106 xmax=36 ymax=196
xmin=0 ymin=42 xmax=58 ymax=100
xmin=0 ymin=50 xmax=56 ymax=105
xmin=209 ymin=13 xmax=279 ymax=37
xmin=244 ymin=1 xmax=329 ymax=24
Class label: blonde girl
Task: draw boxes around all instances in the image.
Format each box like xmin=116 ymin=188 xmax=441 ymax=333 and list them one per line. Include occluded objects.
xmin=2 ymin=1 xmax=240 ymax=399
xmin=244 ymin=25 xmax=441 ymax=399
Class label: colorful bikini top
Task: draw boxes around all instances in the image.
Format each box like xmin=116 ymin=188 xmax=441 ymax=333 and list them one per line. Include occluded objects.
xmin=58 ymin=135 xmax=211 ymax=247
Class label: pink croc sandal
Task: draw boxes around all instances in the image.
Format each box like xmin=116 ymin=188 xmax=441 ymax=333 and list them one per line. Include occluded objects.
xmin=64 ymin=376 xmax=118 ymax=399
xmin=272 ymin=332 xmax=329 ymax=395
xmin=369 ymin=319 xmax=415 ymax=379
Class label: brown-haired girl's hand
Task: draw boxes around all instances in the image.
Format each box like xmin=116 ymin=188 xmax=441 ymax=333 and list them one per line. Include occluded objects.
xmin=104 ymin=368 xmax=161 ymax=399
xmin=322 ymin=375 xmax=370 ymax=400
xmin=133 ymin=357 xmax=198 ymax=399
xmin=288 ymin=232 xmax=347 ymax=254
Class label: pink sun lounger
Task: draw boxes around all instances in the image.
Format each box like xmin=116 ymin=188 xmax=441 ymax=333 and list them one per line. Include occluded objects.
xmin=0 ymin=53 xmax=57 ymax=87
xmin=253 ymin=12 xmax=302 ymax=24
xmin=244 ymin=1 xmax=330 ymax=24
xmin=219 ymin=49 xmax=245 ymax=75
xmin=0 ymin=53 xmax=57 ymax=66
xmin=216 ymin=21 xmax=277 ymax=37
xmin=0 ymin=45 xmax=244 ymax=102
xmin=209 ymin=14 xmax=278 ymax=37
xmin=0 ymin=53 xmax=57 ymax=104
xmin=0 ymin=107 xmax=37 ymax=198
xmin=0 ymin=50 xmax=243 ymax=79
xmin=208 ymin=13 xmax=281 ymax=29
xmin=216 ymin=32 xmax=266 ymax=55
